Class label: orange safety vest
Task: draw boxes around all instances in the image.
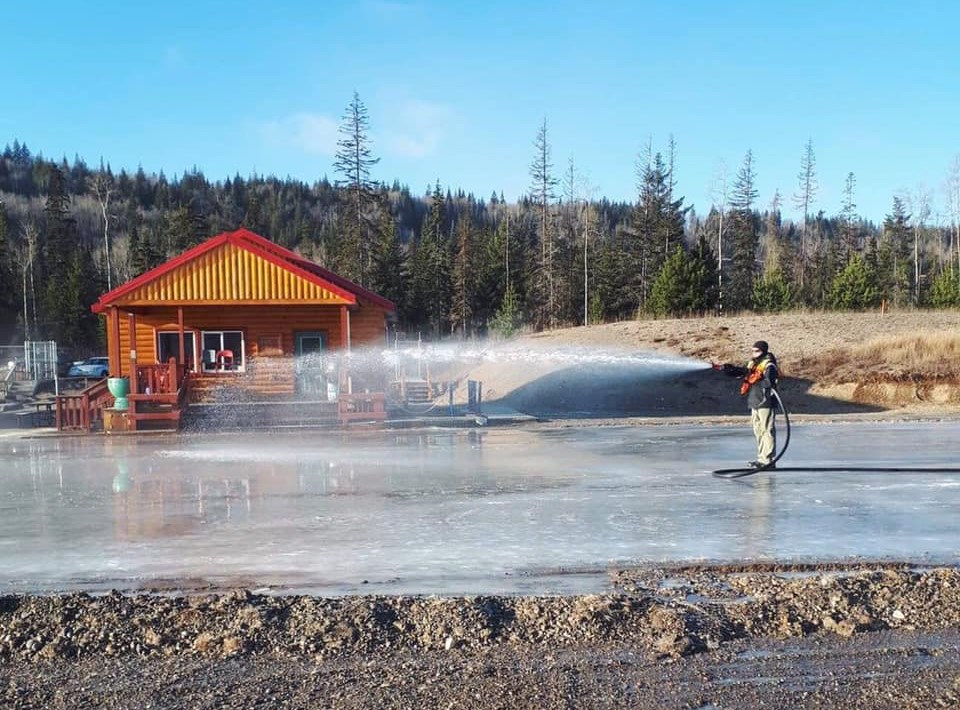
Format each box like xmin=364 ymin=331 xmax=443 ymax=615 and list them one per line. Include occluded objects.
xmin=740 ymin=356 xmax=776 ymax=396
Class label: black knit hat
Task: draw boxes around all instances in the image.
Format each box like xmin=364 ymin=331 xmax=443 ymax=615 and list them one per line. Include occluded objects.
xmin=752 ymin=340 xmax=769 ymax=354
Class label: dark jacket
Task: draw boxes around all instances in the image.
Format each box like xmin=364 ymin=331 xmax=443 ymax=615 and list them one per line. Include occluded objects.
xmin=723 ymin=353 xmax=779 ymax=409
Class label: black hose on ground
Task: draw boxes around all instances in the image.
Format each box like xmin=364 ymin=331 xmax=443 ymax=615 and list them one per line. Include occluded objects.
xmin=713 ymin=389 xmax=790 ymax=479
xmin=712 ymin=389 xmax=960 ymax=479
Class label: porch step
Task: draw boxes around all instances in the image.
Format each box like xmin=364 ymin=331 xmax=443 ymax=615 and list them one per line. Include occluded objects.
xmin=402 ymin=380 xmax=432 ymax=404
xmin=5 ymin=380 xmax=39 ymax=401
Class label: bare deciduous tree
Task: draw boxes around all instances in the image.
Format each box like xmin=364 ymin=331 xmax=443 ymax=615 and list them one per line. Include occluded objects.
xmin=906 ymin=188 xmax=932 ymax=303
xmin=945 ymin=155 xmax=960 ymax=276
xmin=88 ymin=170 xmax=115 ymax=290
xmin=708 ymin=159 xmax=729 ymax=314
xmin=18 ymin=222 xmax=40 ymax=340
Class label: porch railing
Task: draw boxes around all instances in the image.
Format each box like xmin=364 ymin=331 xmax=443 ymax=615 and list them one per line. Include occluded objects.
xmin=338 ymin=392 xmax=387 ymax=423
xmin=56 ymin=359 xmax=192 ymax=432
xmin=56 ymin=378 xmax=112 ymax=432
xmin=136 ymin=359 xmax=187 ymax=395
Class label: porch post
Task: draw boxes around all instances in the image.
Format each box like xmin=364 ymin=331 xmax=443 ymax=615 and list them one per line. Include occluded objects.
xmin=339 ymin=306 xmax=350 ymax=351
xmin=177 ymin=306 xmax=186 ymax=366
xmin=127 ymin=312 xmax=138 ymax=395
xmin=109 ymin=307 xmax=121 ymax=377
xmin=340 ymin=305 xmax=352 ymax=394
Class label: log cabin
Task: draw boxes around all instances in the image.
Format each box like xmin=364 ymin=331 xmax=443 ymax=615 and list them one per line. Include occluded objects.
xmin=57 ymin=228 xmax=396 ymax=431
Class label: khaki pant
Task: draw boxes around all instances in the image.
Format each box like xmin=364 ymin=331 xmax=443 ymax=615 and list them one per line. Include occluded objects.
xmin=751 ymin=407 xmax=776 ymax=464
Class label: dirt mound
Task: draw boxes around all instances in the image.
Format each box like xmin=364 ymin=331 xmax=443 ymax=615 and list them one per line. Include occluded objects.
xmin=3 ymin=565 xmax=960 ymax=665
xmin=463 ymin=311 xmax=960 ymax=417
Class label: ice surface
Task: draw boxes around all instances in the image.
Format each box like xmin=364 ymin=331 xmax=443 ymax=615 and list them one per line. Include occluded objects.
xmin=0 ymin=421 xmax=957 ymax=596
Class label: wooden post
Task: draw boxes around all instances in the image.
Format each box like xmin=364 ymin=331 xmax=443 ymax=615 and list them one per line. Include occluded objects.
xmin=339 ymin=306 xmax=349 ymax=350
xmin=127 ymin=312 xmax=138 ymax=395
xmin=178 ymin=306 xmax=186 ymax=368
xmin=108 ymin=307 xmax=122 ymax=377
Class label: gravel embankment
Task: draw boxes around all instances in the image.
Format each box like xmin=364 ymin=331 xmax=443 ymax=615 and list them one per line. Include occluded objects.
xmin=3 ymin=564 xmax=960 ymax=708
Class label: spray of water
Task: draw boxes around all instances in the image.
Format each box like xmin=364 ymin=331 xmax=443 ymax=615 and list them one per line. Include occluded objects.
xmin=181 ymin=335 xmax=714 ymax=428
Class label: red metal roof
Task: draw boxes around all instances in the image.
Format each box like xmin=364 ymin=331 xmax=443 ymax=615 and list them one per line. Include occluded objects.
xmin=92 ymin=228 xmax=397 ymax=313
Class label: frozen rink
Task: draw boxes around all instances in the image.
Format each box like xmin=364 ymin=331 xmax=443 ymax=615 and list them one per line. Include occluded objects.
xmin=1 ymin=421 xmax=958 ymax=595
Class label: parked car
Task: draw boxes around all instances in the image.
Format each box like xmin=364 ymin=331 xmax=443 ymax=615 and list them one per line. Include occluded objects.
xmin=67 ymin=357 xmax=110 ymax=378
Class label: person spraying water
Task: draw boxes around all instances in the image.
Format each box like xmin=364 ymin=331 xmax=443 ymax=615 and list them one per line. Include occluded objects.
xmin=712 ymin=340 xmax=781 ymax=470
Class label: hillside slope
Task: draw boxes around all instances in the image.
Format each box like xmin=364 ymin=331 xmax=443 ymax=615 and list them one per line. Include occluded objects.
xmin=459 ymin=311 xmax=960 ymax=418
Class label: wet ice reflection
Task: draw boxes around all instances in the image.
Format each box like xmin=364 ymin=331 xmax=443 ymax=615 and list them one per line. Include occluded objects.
xmin=0 ymin=421 xmax=958 ymax=595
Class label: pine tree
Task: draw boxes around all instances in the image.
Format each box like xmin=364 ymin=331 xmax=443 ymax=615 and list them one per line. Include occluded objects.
xmin=631 ymin=153 xmax=687 ymax=310
xmin=792 ymin=138 xmax=818 ymax=290
xmin=62 ymin=248 xmax=102 ymax=348
xmin=450 ymin=214 xmax=478 ymax=337
xmin=368 ymin=212 xmax=407 ymax=316
xmin=527 ymin=119 xmax=559 ymax=329
xmin=930 ymin=268 xmax=960 ymax=307
xmin=752 ymin=269 xmax=793 ymax=312
xmin=839 ymin=172 xmax=859 ymax=260
xmin=727 ymin=151 xmax=759 ymax=311
xmin=164 ymin=203 xmax=207 ymax=254
xmin=333 ymin=91 xmax=381 ymax=285
xmin=408 ymin=183 xmax=451 ymax=336
xmin=828 ymin=253 xmax=879 ymax=310
xmin=0 ymin=202 xmax=16 ymax=329
xmin=42 ymin=164 xmax=78 ymax=342
xmin=490 ymin=281 xmax=522 ymax=338
xmin=879 ymin=197 xmax=912 ymax=306
xmin=647 ymin=246 xmax=701 ymax=316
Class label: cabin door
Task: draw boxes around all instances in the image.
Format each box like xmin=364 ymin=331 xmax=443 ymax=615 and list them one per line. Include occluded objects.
xmin=294 ymin=332 xmax=332 ymax=399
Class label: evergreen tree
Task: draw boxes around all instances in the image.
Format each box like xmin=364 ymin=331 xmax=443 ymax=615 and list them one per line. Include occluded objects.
xmin=41 ymin=164 xmax=78 ymax=342
xmin=647 ymin=246 xmax=709 ymax=316
xmin=490 ymin=281 xmax=522 ymax=338
xmin=727 ymin=151 xmax=759 ymax=311
xmin=792 ymin=138 xmax=818 ymax=289
xmin=163 ymin=203 xmax=207 ymax=254
xmin=407 ymin=184 xmax=451 ymax=336
xmin=61 ymin=248 xmax=101 ymax=348
xmin=473 ymin=224 xmax=506 ymax=333
xmin=752 ymin=269 xmax=793 ymax=312
xmin=631 ymin=152 xmax=686 ymax=310
xmin=450 ymin=214 xmax=478 ymax=337
xmin=929 ymin=268 xmax=960 ymax=307
xmin=368 ymin=213 xmax=407 ymax=315
xmin=243 ymin=188 xmax=266 ymax=234
xmin=838 ymin=172 xmax=860 ymax=260
xmin=333 ymin=91 xmax=381 ymax=285
xmin=879 ymin=197 xmax=912 ymax=306
xmin=691 ymin=229 xmax=719 ymax=311
xmin=527 ymin=119 xmax=560 ymax=330
xmin=0 ymin=202 xmax=16 ymax=331
xmin=761 ymin=191 xmax=785 ymax=278
xmin=828 ymin=253 xmax=880 ymax=310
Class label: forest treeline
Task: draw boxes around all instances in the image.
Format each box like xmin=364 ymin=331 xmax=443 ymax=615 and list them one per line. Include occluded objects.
xmin=1 ymin=95 xmax=959 ymax=353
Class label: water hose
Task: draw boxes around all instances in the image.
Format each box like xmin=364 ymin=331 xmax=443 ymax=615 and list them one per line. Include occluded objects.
xmin=713 ymin=388 xmax=790 ymax=479
xmin=712 ymin=388 xmax=960 ymax=479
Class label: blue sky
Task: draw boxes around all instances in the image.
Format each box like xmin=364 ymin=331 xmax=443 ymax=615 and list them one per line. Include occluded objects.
xmin=5 ymin=1 xmax=959 ymax=225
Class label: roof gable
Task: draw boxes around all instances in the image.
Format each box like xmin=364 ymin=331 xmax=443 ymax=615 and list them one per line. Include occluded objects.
xmin=93 ymin=229 xmax=396 ymax=312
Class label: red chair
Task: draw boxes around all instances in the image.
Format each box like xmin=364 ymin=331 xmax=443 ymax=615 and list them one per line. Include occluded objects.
xmin=216 ymin=350 xmax=235 ymax=371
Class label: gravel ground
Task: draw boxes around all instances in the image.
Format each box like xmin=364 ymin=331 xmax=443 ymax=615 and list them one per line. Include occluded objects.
xmin=3 ymin=563 xmax=960 ymax=708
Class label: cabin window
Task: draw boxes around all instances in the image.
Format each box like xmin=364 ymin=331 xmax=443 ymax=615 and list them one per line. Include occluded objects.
xmin=201 ymin=330 xmax=245 ymax=372
xmin=157 ymin=331 xmax=197 ymax=372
